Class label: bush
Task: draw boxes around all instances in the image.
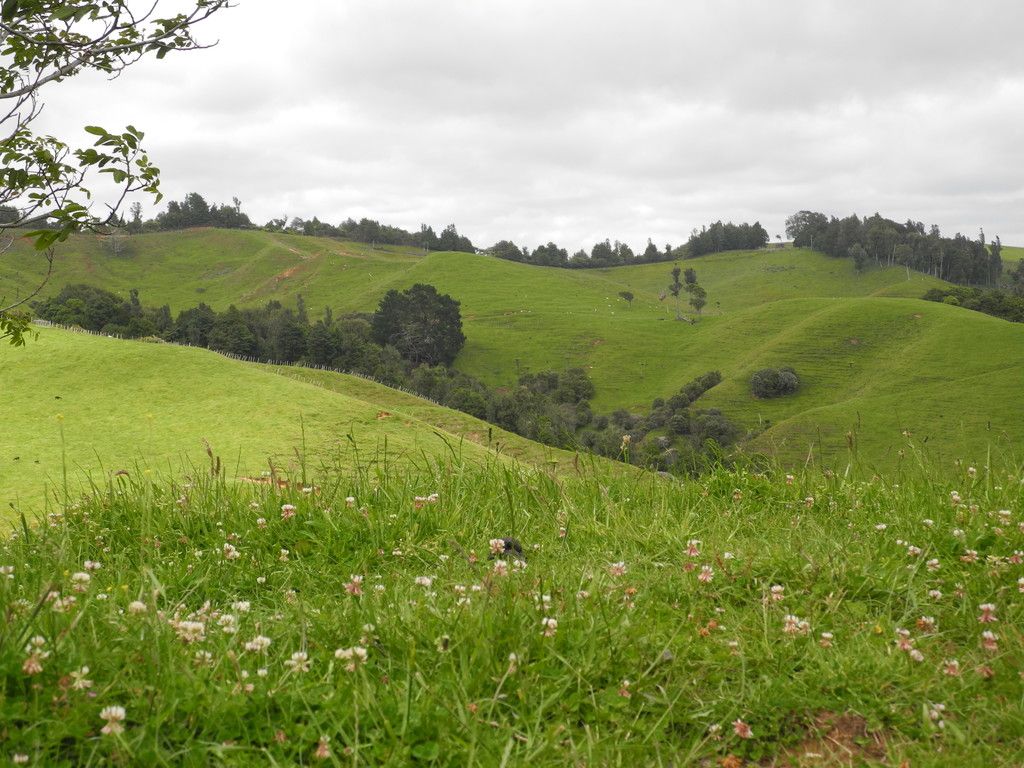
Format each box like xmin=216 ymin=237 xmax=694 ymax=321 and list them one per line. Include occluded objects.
xmin=750 ymin=367 xmax=800 ymax=399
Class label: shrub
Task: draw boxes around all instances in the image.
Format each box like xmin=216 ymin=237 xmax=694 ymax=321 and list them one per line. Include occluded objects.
xmin=750 ymin=367 xmax=800 ymax=399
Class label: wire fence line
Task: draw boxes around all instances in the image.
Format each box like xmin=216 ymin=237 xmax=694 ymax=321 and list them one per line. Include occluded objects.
xmin=30 ymin=318 xmax=446 ymax=407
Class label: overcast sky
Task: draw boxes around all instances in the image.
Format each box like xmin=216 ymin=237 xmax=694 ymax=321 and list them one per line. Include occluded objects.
xmin=34 ymin=0 xmax=1024 ymax=250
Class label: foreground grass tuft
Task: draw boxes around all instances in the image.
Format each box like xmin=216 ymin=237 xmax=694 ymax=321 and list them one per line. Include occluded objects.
xmin=1 ymin=458 xmax=1022 ymax=765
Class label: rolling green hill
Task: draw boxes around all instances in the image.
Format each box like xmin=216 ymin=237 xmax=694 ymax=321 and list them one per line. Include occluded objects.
xmin=3 ymin=228 xmax=1022 ymax=469
xmin=0 ymin=327 xmax=592 ymax=511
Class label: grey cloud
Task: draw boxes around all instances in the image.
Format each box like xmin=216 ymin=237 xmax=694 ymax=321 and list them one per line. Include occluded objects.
xmin=25 ymin=0 xmax=1024 ymax=249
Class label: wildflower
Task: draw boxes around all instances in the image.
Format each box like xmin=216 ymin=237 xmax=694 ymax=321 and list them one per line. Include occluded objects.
xmin=928 ymin=703 xmax=946 ymax=729
xmin=12 ymin=754 xmax=28 ymax=764
xmin=943 ymin=659 xmax=961 ymax=676
xmin=895 ymin=628 xmax=914 ymax=652
xmin=0 ymin=565 xmax=13 ymax=579
xmin=345 ymin=496 xmax=356 ymax=507
xmin=232 ymin=600 xmax=251 ymax=613
xmin=906 ymin=545 xmax=922 ymax=557
xmin=733 ymin=719 xmax=753 ymax=739
xmin=256 ymin=576 xmax=267 ymax=584
xmin=732 ymin=489 xmax=743 ymax=502
xmin=281 ymin=504 xmax=297 ymax=520
xmin=541 ymin=617 xmax=558 ymax=637
xmin=1009 ymin=551 xmax=1023 ymax=565
xmin=981 ymin=631 xmax=999 ymax=652
xmin=314 ymin=736 xmax=331 ymax=760
xmin=279 ymin=548 xmax=290 ymax=562
xmin=334 ymin=646 xmax=368 ymax=671
xmin=511 ymin=558 xmax=527 ymax=572
xmin=435 ymin=635 xmax=450 ymax=652
xmin=967 ymin=466 xmax=977 ymax=478
xmin=245 ymin=635 xmax=272 ymax=653
xmin=84 ymin=560 xmax=102 ymax=571
xmin=414 ymin=576 xmax=433 ymax=588
xmin=909 ymin=649 xmax=925 ymax=662
xmin=173 ymin=620 xmax=206 ymax=644
xmin=926 ymin=558 xmax=940 ymax=572
xmin=961 ymin=549 xmax=978 ymax=563
xmin=708 ymin=723 xmax=723 ymax=740
xmin=507 ymin=652 xmax=519 ymax=673
xmin=620 ymin=434 xmax=631 ymax=449
xmin=223 ymin=543 xmax=240 ymax=560
xmin=1018 ymin=577 xmax=1024 ymax=593
xmin=608 ymin=561 xmax=627 ymax=577
xmin=874 ymin=523 xmax=887 ymax=531
xmin=978 ymin=603 xmax=998 ymax=623
xmin=558 ymin=526 xmax=567 ymax=539
xmin=698 ymin=565 xmax=714 ymax=583
xmin=100 ymin=705 xmax=127 ymax=735
xmin=194 ymin=650 xmax=214 ymax=667
xmin=686 ymin=539 xmax=701 ymax=557
xmin=952 ymin=528 xmax=965 ymax=538
xmin=950 ymin=491 xmax=961 ymax=505
xmin=928 ymin=589 xmax=943 ymax=600
xmin=618 ymin=679 xmax=632 ymax=698
xmin=256 ymin=517 xmax=267 ymax=529
xmin=922 ymin=518 xmax=934 ymax=527
xmin=70 ymin=665 xmax=93 ymax=690
xmin=128 ymin=600 xmax=147 ymax=614
xmin=492 ymin=559 xmax=508 ymax=576
xmin=576 ymin=589 xmax=590 ymax=599
xmin=344 ymin=575 xmax=364 ymax=596
xmin=804 ymin=496 xmax=815 ymax=508
xmin=976 ymin=664 xmax=995 ymax=679
xmin=916 ymin=616 xmax=936 ymax=632
xmin=51 ymin=594 xmax=76 ymax=613
xmin=489 ymin=538 xmax=506 ymax=556
xmin=783 ymin=615 xmax=809 ymax=635
xmin=785 ymin=474 xmax=795 ymax=485
xmin=770 ymin=584 xmax=785 ymax=602
xmin=218 ymin=614 xmax=238 ymax=634
xmin=22 ymin=636 xmax=49 ymax=675
xmin=284 ymin=651 xmax=311 ymax=673
xmin=814 ymin=631 xmax=833 ymax=648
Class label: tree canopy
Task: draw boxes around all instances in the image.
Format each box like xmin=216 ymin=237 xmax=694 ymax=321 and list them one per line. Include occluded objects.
xmin=371 ymin=284 xmax=466 ymax=367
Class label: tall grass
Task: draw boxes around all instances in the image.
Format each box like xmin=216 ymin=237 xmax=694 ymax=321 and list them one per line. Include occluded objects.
xmin=1 ymin=446 xmax=1022 ymax=765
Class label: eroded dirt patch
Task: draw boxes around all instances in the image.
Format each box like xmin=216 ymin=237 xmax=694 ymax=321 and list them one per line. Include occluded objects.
xmin=766 ymin=712 xmax=889 ymax=767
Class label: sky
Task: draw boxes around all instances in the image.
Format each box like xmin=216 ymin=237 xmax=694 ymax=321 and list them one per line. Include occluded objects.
xmin=32 ymin=0 xmax=1024 ymax=250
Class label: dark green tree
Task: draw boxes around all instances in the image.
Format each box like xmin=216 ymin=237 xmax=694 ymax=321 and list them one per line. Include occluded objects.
xmin=371 ymin=284 xmax=466 ymax=366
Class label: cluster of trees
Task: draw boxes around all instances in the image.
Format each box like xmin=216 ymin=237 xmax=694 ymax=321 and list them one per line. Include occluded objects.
xmin=486 ymin=238 xmax=676 ymax=269
xmin=144 ymin=193 xmax=253 ymax=232
xmin=580 ymin=371 xmax=739 ymax=474
xmin=923 ymin=286 xmax=1024 ymax=323
xmin=750 ymin=367 xmax=801 ymax=399
xmin=34 ymin=283 xmax=739 ymax=474
xmin=685 ymin=221 xmax=770 ymax=257
xmin=666 ymin=266 xmax=707 ymax=318
xmin=265 ymin=218 xmax=476 ymax=253
xmin=785 ymin=211 xmax=1003 ymax=286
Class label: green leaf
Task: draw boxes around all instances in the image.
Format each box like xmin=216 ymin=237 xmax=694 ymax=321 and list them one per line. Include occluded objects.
xmin=84 ymin=126 xmax=108 ymax=137
xmin=1 ymin=0 xmax=18 ymax=22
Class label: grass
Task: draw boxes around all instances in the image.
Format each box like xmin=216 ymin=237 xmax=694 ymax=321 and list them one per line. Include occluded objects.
xmin=0 ymin=327 xmax=594 ymax=513
xmin=4 ymin=229 xmax=1023 ymax=469
xmin=0 ymin=455 xmax=1021 ymax=765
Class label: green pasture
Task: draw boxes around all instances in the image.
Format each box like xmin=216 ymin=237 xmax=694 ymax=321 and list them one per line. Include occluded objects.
xmin=3 ymin=229 xmax=1021 ymax=469
xmin=0 ymin=328 xmax=587 ymax=511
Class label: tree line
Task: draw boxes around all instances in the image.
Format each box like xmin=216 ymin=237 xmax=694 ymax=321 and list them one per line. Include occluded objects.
xmin=33 ymin=283 xmax=739 ymax=475
xmin=785 ymin=210 xmax=1003 ymax=286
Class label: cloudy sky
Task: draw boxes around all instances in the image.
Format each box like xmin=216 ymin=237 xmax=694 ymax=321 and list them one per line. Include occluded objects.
xmin=35 ymin=0 xmax=1024 ymax=250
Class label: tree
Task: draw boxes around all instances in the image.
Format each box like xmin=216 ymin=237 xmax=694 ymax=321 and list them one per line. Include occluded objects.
xmin=371 ymin=284 xmax=466 ymax=366
xmin=688 ymin=284 xmax=707 ymax=315
xmin=618 ymin=290 xmax=634 ymax=308
xmin=668 ymin=265 xmax=684 ymax=320
xmin=0 ymin=1 xmax=231 ymax=345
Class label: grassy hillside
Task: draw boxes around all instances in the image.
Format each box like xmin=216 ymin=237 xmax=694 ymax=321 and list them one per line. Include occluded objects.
xmin=5 ymin=228 xmax=1021 ymax=468
xmin=0 ymin=327 xmax=590 ymax=511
